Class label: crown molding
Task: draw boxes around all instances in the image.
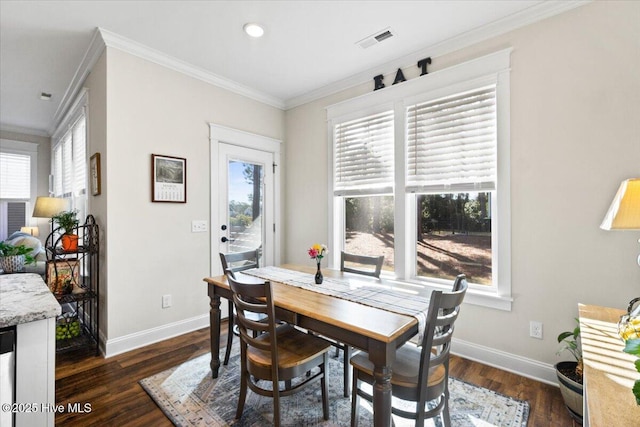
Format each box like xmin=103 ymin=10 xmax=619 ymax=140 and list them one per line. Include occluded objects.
xmin=284 ymin=0 xmax=590 ymax=110
xmin=0 ymin=123 xmax=50 ymax=138
xmin=51 ymin=0 xmax=588 ymax=123
xmin=98 ymin=28 xmax=285 ymax=110
xmin=50 ymin=28 xmax=106 ymax=135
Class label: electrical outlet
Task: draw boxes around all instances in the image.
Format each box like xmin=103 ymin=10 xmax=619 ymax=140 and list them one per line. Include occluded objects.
xmin=191 ymin=220 xmax=208 ymax=232
xmin=529 ymin=321 xmax=543 ymax=339
xmin=162 ymin=294 xmax=172 ymax=308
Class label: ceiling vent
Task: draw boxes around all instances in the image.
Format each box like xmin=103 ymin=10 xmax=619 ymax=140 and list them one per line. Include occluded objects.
xmin=356 ymin=27 xmax=396 ymax=49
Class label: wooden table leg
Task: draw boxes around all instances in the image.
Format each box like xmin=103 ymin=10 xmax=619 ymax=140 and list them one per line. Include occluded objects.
xmin=372 ymin=365 xmax=393 ymax=427
xmin=209 ymin=287 xmax=221 ymax=378
xmin=369 ymin=343 xmax=394 ymax=427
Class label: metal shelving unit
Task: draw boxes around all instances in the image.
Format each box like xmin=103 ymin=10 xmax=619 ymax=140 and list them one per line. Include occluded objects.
xmin=46 ymin=215 xmax=99 ymax=355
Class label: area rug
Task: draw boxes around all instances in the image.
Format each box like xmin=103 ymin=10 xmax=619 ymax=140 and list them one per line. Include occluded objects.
xmin=140 ymin=346 xmax=529 ymax=427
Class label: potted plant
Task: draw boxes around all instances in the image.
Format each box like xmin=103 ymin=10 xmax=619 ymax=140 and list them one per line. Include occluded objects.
xmin=0 ymin=241 xmax=36 ymax=273
xmin=52 ymin=210 xmax=79 ymax=251
xmin=556 ymin=319 xmax=583 ymax=424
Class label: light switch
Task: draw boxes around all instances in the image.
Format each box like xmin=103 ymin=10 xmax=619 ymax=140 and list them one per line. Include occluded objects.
xmin=191 ymin=220 xmax=208 ymax=232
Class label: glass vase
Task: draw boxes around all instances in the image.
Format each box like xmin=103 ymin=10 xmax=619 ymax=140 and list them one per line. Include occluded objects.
xmin=315 ymin=261 xmax=323 ymax=284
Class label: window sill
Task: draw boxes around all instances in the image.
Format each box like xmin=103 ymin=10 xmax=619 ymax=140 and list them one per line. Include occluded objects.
xmin=383 ymin=275 xmax=512 ymax=311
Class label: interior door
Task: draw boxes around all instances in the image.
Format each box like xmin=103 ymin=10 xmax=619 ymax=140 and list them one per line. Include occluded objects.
xmin=218 ymin=143 xmax=274 ymax=268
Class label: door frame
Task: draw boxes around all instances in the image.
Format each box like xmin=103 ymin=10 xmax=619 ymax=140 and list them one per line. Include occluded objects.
xmin=209 ymin=124 xmax=282 ymax=277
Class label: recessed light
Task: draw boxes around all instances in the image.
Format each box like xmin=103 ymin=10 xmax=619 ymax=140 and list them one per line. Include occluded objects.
xmin=40 ymin=92 xmax=52 ymax=101
xmin=243 ymin=23 xmax=264 ymax=38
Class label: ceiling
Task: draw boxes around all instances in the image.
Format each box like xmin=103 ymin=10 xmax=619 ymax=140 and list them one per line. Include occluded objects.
xmin=0 ymin=1 xmax=583 ymax=136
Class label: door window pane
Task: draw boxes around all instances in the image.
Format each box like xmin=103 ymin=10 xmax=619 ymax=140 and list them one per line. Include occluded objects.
xmin=417 ymin=192 xmax=492 ymax=285
xmin=344 ymin=195 xmax=394 ymax=272
xmin=228 ymin=161 xmax=263 ymax=256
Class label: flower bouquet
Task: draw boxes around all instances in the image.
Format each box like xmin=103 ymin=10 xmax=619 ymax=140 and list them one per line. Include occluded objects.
xmin=308 ymin=244 xmax=328 ymax=284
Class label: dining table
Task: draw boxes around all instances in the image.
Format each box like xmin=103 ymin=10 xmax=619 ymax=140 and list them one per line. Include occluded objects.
xmin=203 ymin=264 xmax=430 ymax=427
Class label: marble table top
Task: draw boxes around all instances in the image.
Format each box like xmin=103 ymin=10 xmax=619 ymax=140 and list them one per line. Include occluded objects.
xmin=0 ymin=273 xmax=61 ymax=328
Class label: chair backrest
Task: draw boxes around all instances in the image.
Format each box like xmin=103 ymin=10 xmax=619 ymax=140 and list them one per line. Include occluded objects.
xmin=226 ymin=271 xmax=280 ymax=377
xmin=340 ymin=251 xmax=384 ymax=278
xmin=417 ymin=278 xmax=467 ymax=398
xmin=220 ymin=249 xmax=260 ymax=278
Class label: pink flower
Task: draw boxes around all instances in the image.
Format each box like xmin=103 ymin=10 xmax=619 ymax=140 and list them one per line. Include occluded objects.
xmin=307 ymin=244 xmax=328 ymax=261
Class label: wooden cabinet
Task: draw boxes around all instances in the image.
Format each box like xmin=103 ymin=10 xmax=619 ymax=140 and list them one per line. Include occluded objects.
xmin=579 ymin=304 xmax=640 ymax=426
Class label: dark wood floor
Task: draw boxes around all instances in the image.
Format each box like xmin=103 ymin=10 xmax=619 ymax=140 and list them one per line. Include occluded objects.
xmin=55 ymin=324 xmax=576 ymax=426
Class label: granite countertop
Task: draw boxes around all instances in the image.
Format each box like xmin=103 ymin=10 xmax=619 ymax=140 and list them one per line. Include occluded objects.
xmin=0 ymin=273 xmax=61 ymax=328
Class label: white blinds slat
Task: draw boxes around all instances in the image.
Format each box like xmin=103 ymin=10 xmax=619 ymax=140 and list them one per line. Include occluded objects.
xmin=407 ymin=86 xmax=497 ymax=193
xmin=334 ymin=110 xmax=394 ymax=196
xmin=72 ymin=117 xmax=86 ymax=195
xmin=0 ymin=152 xmax=30 ymax=199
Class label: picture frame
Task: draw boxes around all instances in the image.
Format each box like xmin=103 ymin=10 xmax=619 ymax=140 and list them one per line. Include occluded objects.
xmin=90 ymin=153 xmax=101 ymax=196
xmin=46 ymin=259 xmax=80 ymax=295
xmin=152 ymin=154 xmax=187 ymax=203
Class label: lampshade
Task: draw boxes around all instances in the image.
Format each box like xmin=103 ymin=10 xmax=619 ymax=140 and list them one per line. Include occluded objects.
xmin=32 ymin=197 xmax=69 ymax=218
xmin=600 ymin=178 xmax=640 ymax=230
xmin=20 ymin=226 xmax=39 ymax=237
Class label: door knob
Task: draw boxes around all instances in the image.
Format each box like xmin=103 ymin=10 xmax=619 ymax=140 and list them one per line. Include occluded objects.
xmin=221 ymin=236 xmax=235 ymax=243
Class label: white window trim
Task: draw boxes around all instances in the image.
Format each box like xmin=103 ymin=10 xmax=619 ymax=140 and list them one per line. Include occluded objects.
xmin=327 ymin=49 xmax=512 ymax=311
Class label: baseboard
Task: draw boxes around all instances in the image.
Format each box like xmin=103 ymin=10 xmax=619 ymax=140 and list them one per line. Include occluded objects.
xmin=101 ymin=317 xmax=558 ymax=386
xmin=452 ymin=337 xmax=558 ymax=386
xmin=103 ymin=314 xmax=209 ymax=358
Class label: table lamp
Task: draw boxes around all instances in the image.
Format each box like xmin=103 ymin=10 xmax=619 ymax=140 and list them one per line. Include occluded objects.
xmin=32 ymin=196 xmax=69 ymax=219
xmin=600 ymin=178 xmax=640 ymax=267
xmin=32 ymin=196 xmax=69 ymax=238
xmin=20 ymin=226 xmax=39 ymax=237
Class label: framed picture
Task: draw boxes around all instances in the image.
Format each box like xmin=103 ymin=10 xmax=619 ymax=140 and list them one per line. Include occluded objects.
xmin=46 ymin=260 xmax=79 ymax=295
xmin=90 ymin=153 xmax=101 ymax=196
xmin=152 ymin=154 xmax=187 ymax=203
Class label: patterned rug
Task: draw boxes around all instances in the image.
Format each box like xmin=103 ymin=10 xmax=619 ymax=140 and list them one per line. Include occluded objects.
xmin=140 ymin=345 xmax=529 ymax=427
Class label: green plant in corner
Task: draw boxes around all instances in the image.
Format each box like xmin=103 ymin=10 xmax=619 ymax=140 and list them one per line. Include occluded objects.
xmin=555 ymin=318 xmax=583 ymax=423
xmin=0 ymin=241 xmax=36 ymax=265
xmin=557 ymin=319 xmax=583 ymax=378
xmin=51 ymin=210 xmax=79 ymax=235
xmin=623 ymin=339 xmax=640 ymax=405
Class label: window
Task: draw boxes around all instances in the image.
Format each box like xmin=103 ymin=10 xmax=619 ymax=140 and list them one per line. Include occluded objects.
xmin=51 ymin=90 xmax=88 ymax=220
xmin=0 ymin=140 xmax=38 ymax=240
xmin=408 ymin=86 xmax=496 ymax=286
xmin=328 ymin=49 xmax=511 ymax=310
xmin=333 ymin=110 xmax=395 ymax=271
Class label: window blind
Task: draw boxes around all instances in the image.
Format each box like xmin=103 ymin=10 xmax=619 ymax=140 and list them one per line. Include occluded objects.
xmin=72 ymin=118 xmax=86 ymax=196
xmin=334 ymin=110 xmax=394 ymax=196
xmin=0 ymin=152 xmax=30 ymax=199
xmin=406 ymin=85 xmax=497 ymax=193
xmin=52 ymin=114 xmax=86 ymax=198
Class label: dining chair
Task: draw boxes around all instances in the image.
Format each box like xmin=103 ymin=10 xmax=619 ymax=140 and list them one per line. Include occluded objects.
xmin=219 ymin=249 xmax=260 ymax=365
xmin=340 ymin=251 xmax=384 ymax=278
xmin=333 ymin=251 xmax=385 ymax=397
xmin=350 ymin=276 xmax=468 ymax=427
xmin=227 ymin=272 xmax=331 ymax=426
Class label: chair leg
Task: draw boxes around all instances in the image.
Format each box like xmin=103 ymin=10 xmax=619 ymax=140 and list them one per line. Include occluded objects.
xmin=343 ymin=346 xmax=351 ymax=397
xmin=224 ymin=299 xmax=234 ymax=365
xmin=235 ymin=365 xmax=248 ymax=421
xmin=442 ymin=394 xmax=451 ymax=427
xmin=351 ymin=371 xmax=359 ymax=427
xmin=272 ymin=378 xmax=281 ymax=427
xmin=321 ymin=352 xmax=330 ymax=420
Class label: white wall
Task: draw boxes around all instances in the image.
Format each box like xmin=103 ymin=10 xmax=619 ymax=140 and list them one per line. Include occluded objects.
xmin=90 ymin=47 xmax=284 ymax=355
xmin=283 ymin=1 xmax=640 ymax=380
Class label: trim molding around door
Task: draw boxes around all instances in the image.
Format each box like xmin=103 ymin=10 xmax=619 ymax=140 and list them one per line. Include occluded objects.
xmin=209 ymin=124 xmax=282 ymax=278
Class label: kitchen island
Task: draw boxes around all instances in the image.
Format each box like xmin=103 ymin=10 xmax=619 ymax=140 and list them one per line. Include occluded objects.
xmin=0 ymin=273 xmax=61 ymax=427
